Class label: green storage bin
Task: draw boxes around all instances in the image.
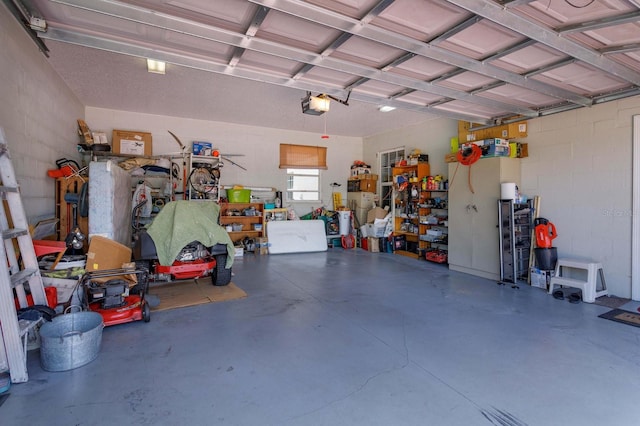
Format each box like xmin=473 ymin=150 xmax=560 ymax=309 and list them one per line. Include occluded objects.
xmin=226 ymin=189 xmax=251 ymax=203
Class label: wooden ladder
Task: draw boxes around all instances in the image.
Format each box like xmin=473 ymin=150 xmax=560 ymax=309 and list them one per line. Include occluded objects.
xmin=0 ymin=128 xmax=47 ymax=383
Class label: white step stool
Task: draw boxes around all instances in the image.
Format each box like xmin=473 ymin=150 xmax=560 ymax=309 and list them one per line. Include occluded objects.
xmin=548 ymin=258 xmax=608 ymax=303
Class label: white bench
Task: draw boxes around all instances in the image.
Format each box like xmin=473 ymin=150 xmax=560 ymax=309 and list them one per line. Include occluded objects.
xmin=548 ymin=258 xmax=608 ymax=303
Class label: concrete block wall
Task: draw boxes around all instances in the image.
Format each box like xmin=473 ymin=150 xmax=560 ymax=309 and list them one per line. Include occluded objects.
xmin=363 ymin=117 xmax=457 ymax=178
xmin=363 ymin=97 xmax=640 ymax=299
xmin=85 ymin=107 xmax=362 ymax=217
xmin=521 ymin=97 xmax=640 ymax=299
xmin=0 ymin=5 xmax=83 ymax=222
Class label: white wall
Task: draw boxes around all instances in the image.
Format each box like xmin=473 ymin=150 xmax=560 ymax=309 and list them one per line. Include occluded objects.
xmin=521 ymin=97 xmax=640 ymax=299
xmin=0 ymin=5 xmax=84 ymax=222
xmin=85 ymin=107 xmax=362 ymax=217
xmin=363 ymin=117 xmax=457 ymax=178
xmin=363 ymin=96 xmax=640 ymax=299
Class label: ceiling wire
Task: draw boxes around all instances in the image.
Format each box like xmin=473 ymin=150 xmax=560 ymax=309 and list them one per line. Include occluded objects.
xmin=322 ymin=112 xmax=329 ymax=139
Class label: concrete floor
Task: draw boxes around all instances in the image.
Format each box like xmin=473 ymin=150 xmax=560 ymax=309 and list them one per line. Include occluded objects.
xmin=3 ymin=249 xmax=640 ymax=425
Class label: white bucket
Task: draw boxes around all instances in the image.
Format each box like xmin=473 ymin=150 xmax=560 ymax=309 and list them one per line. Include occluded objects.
xmin=338 ymin=211 xmax=351 ymax=236
xmin=500 ymin=182 xmax=517 ymax=200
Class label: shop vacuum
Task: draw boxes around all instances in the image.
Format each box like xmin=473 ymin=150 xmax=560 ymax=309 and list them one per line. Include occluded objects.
xmin=534 ymin=218 xmax=558 ymax=271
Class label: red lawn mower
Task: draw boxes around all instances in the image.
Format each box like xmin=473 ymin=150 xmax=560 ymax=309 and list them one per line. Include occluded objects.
xmin=132 ymin=200 xmax=235 ymax=286
xmin=80 ymin=268 xmax=151 ymax=326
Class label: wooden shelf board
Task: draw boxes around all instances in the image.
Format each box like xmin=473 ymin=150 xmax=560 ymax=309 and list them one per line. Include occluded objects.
xmin=395 ymin=250 xmax=420 ymax=259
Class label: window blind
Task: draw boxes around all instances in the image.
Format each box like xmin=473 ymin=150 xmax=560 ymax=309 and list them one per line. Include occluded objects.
xmin=279 ymin=144 xmax=327 ymax=169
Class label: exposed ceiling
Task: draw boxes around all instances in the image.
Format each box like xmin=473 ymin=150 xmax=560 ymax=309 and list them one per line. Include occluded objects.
xmin=7 ymin=0 xmax=640 ymax=137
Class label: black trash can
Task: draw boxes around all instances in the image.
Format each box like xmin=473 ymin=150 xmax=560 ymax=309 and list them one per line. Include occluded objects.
xmin=534 ymin=247 xmax=557 ymax=271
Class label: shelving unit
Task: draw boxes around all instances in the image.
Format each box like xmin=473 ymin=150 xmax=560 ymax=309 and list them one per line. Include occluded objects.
xmin=498 ymin=199 xmax=533 ymax=284
xmin=391 ymin=163 xmax=430 ymax=259
xmin=262 ymin=208 xmax=288 ymax=237
xmin=188 ymin=154 xmax=222 ymax=201
xmin=421 ymin=189 xmax=448 ymax=263
xmin=131 ymin=174 xmax=174 ymax=231
xmin=219 ymin=202 xmax=263 ymax=244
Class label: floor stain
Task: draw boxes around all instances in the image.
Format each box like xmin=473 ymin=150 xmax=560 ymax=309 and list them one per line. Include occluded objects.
xmin=480 ymin=407 xmax=528 ymax=426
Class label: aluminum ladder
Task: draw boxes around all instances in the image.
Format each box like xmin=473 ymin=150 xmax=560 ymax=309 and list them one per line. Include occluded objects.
xmin=0 ymin=128 xmax=47 ymax=383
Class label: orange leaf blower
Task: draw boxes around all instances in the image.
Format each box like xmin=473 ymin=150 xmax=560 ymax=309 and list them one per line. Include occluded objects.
xmin=535 ymin=218 xmax=557 ymax=248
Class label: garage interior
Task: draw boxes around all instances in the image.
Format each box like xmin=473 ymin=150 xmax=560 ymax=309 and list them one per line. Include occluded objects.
xmin=1 ymin=0 xmax=640 ymax=424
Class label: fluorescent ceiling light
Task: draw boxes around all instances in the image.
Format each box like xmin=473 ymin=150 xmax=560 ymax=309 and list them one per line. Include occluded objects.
xmin=147 ymin=59 xmax=166 ymax=74
xmin=379 ymin=105 xmax=396 ymax=112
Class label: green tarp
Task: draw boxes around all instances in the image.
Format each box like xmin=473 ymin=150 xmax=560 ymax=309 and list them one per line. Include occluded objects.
xmin=146 ymin=200 xmax=235 ymax=268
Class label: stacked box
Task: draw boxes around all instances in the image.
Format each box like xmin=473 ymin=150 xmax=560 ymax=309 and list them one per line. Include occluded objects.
xmin=458 ymin=120 xmax=528 ymax=142
xmin=484 ymin=139 xmax=510 ymax=157
xmin=461 ymin=138 xmax=510 ymax=158
xmin=348 ymin=175 xmax=378 ymax=192
xmin=256 ymin=237 xmax=269 ymax=255
xmin=368 ymin=237 xmax=380 ymax=252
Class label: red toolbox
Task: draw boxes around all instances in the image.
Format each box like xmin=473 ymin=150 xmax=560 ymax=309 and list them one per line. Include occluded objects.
xmin=425 ymin=249 xmax=448 ymax=264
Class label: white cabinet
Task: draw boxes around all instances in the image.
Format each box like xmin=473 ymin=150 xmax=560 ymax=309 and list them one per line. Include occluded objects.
xmin=447 ymin=157 xmax=520 ymax=280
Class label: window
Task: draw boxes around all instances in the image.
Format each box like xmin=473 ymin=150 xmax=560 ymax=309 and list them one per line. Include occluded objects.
xmin=286 ymin=168 xmax=320 ymax=202
xmin=378 ymin=148 xmax=405 ymax=210
xmin=279 ymin=144 xmax=326 ymax=203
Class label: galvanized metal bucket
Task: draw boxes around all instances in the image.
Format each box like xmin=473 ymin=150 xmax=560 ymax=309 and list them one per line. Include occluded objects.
xmin=39 ymin=311 xmax=104 ymax=372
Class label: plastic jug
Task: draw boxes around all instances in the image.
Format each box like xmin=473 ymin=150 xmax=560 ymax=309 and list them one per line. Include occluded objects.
xmin=534 ymin=218 xmax=557 ymax=248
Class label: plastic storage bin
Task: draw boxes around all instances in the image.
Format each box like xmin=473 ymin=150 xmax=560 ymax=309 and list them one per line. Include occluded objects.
xmin=226 ymin=189 xmax=251 ymax=203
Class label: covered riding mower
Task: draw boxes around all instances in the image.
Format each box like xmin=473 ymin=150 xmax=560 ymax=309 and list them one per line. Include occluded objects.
xmin=133 ymin=200 xmax=235 ymax=286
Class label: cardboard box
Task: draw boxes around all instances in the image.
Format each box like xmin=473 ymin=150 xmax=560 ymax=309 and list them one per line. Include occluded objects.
xmin=358 ymin=180 xmax=376 ymax=192
xmin=256 ymin=237 xmax=269 ymax=255
xmin=349 ymin=174 xmax=379 ymax=181
xmin=484 ymin=144 xmax=510 ymax=157
xmin=444 ymin=152 xmax=458 ymax=163
xmin=518 ymin=142 xmax=528 ymax=158
xmin=91 ymin=132 xmax=108 ymax=145
xmin=462 ymin=138 xmax=510 ymax=158
xmin=531 ymin=268 xmax=554 ymax=290
xmin=193 ymin=141 xmax=212 ymax=155
xmin=86 ymin=236 xmax=132 ymax=272
xmin=112 ymin=129 xmax=152 ymax=156
xmin=366 ymin=207 xmax=388 ymax=224
xmin=459 ymin=120 xmax=528 ymax=142
xmin=482 ymin=138 xmax=509 ymax=147
xmin=367 ymin=237 xmax=380 ymax=252
xmin=86 ymin=236 xmax=136 ymax=283
xmin=363 ymin=220 xmax=387 ymax=237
